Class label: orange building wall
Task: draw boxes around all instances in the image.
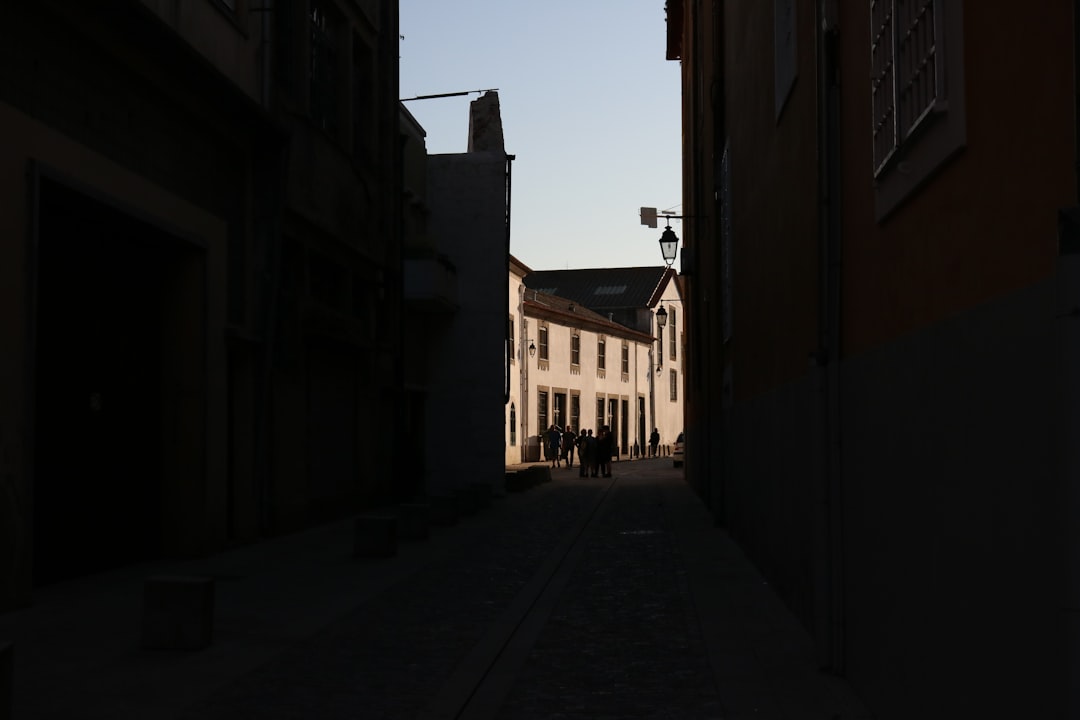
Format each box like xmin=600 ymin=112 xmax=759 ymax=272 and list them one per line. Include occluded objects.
xmin=840 ymin=2 xmax=1076 ymax=357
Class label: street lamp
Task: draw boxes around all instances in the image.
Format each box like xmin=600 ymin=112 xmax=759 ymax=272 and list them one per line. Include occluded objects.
xmin=528 ymin=340 xmax=536 ymax=358
xmin=659 ymin=226 xmax=679 ymax=267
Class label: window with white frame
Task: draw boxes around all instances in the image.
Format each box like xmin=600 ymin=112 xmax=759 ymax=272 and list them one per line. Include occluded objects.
xmin=870 ymin=0 xmax=965 ymax=219
xmin=597 ymin=337 xmax=606 ymax=371
xmin=669 ymin=308 xmax=677 ymax=360
xmin=670 ymin=369 xmax=678 ymax=402
xmin=539 ymin=323 xmax=549 ymax=361
xmin=571 ymin=332 xmax=580 ymax=366
xmin=621 ymin=342 xmax=629 ymax=379
xmin=538 ymin=390 xmax=549 ymax=434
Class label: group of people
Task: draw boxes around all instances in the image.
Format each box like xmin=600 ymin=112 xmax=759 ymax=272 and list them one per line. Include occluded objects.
xmin=545 ymin=424 xmax=614 ymax=478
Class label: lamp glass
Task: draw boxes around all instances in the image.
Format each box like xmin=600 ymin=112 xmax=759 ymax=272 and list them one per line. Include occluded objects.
xmin=659 ymin=227 xmax=679 ymax=266
xmin=656 ymin=305 xmax=668 ymax=328
xmin=528 ymin=341 xmax=536 ymax=358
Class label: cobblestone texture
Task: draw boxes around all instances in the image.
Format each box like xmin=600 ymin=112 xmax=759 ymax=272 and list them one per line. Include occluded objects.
xmin=498 ymin=481 xmax=724 ymax=719
xmin=178 ymin=483 xmax=608 ymax=719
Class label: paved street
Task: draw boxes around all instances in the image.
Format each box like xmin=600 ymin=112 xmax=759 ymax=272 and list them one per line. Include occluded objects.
xmin=0 ymin=459 xmax=871 ymax=719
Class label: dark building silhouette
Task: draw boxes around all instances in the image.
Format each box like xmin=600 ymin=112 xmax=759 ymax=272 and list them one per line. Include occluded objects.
xmin=0 ymin=0 xmax=402 ymax=609
xmin=670 ymin=1 xmax=1077 ymax=717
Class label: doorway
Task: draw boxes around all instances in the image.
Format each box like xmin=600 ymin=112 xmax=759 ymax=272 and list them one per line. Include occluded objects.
xmin=32 ymin=176 xmax=202 ymax=585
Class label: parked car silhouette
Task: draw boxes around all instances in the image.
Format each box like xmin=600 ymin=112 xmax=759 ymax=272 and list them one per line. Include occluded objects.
xmin=673 ymin=431 xmax=684 ymax=468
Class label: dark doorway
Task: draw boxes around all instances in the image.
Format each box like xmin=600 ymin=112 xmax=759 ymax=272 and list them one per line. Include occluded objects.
xmin=608 ymin=398 xmax=619 ymax=457
xmin=33 ymin=177 xmax=195 ymax=586
xmin=638 ymin=397 xmax=646 ymax=455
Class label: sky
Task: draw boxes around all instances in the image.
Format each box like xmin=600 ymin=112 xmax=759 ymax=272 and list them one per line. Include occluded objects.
xmin=399 ymin=0 xmax=683 ymax=271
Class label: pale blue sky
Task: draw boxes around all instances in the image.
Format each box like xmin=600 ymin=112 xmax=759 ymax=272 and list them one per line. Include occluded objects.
xmin=399 ymin=0 xmax=683 ymax=271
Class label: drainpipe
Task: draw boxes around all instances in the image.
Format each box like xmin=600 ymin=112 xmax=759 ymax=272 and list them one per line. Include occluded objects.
xmin=505 ymin=154 xmax=515 ymax=405
xmin=253 ymin=1 xmax=286 ymax=535
xmin=817 ymin=0 xmax=844 ymax=675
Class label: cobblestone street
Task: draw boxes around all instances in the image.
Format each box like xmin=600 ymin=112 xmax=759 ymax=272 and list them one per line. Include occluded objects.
xmin=1 ymin=460 xmax=871 ymax=719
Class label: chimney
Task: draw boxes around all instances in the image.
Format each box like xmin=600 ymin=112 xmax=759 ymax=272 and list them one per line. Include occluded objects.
xmin=468 ymin=91 xmax=505 ymax=154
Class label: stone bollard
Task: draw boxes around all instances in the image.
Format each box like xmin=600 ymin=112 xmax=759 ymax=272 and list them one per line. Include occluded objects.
xmin=524 ymin=465 xmax=551 ymax=486
xmin=0 ymin=642 xmax=10 ymax=720
xmin=353 ymin=515 xmax=397 ymax=558
xmin=505 ymin=470 xmax=528 ymax=492
xmin=397 ymin=503 xmax=430 ymax=542
xmin=142 ymin=576 xmax=214 ymax=650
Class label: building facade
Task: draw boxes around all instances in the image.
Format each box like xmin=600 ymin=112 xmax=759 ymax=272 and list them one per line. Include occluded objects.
xmin=669 ymin=1 xmax=1077 ymax=716
xmin=507 ymin=263 xmax=684 ymax=465
xmin=404 ymin=91 xmax=513 ymax=496
xmin=0 ymin=0 xmax=401 ymax=609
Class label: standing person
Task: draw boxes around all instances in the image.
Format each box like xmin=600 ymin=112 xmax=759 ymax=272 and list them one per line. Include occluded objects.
xmin=561 ymin=426 xmax=577 ymax=468
xmin=650 ymin=427 xmax=660 ymax=457
xmin=586 ymin=429 xmax=600 ymax=478
xmin=577 ymin=430 xmax=590 ymax=477
xmin=597 ymin=425 xmax=614 ymax=478
xmin=546 ymin=425 xmax=562 ymax=468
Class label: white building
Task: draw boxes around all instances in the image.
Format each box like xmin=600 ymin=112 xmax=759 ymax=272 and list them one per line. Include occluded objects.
xmin=506 ymin=261 xmax=685 ymax=465
xmin=403 ymin=91 xmax=512 ymax=496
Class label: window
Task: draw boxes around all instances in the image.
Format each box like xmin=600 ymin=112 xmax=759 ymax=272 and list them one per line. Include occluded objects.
xmin=310 ymin=0 xmax=341 ymax=136
xmin=669 ymin=309 xmax=677 ymax=360
xmin=352 ymin=32 xmax=374 ymax=161
xmin=538 ymin=390 xmax=549 ymax=434
xmin=621 ymin=343 xmax=629 ymax=377
xmin=597 ymin=337 xmax=606 ymax=370
xmin=538 ymin=324 xmax=549 ymax=362
xmin=869 ymin=0 xmax=965 ymax=219
xmin=571 ymin=333 xmax=580 ymax=365
xmin=508 ymin=315 xmax=515 ymax=363
xmin=596 ymin=398 xmax=605 ymax=433
xmin=670 ymin=369 xmax=678 ymax=402
xmin=571 ymin=394 xmax=580 ymax=433
xmin=509 ymin=403 xmax=517 ymax=446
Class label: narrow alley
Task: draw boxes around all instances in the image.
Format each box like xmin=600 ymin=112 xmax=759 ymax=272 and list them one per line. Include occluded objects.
xmin=0 ymin=460 xmax=869 ymax=719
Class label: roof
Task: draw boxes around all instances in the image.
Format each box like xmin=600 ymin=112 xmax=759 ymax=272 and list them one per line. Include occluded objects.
xmin=522 ymin=289 xmax=656 ymax=344
xmin=523 ymin=267 xmax=674 ymax=312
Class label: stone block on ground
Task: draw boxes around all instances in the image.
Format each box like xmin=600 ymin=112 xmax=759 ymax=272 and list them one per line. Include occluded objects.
xmin=505 ymin=471 xmax=527 ymax=492
xmin=141 ymin=576 xmax=214 ymax=650
xmin=396 ymin=503 xmax=430 ymax=541
xmin=525 ymin=465 xmax=552 ymax=485
xmin=353 ymin=515 xmax=397 ymax=558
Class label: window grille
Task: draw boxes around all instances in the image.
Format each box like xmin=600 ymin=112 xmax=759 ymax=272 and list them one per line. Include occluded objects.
xmin=538 ymin=391 xmax=548 ymax=434
xmin=871 ymin=0 xmax=939 ymax=176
